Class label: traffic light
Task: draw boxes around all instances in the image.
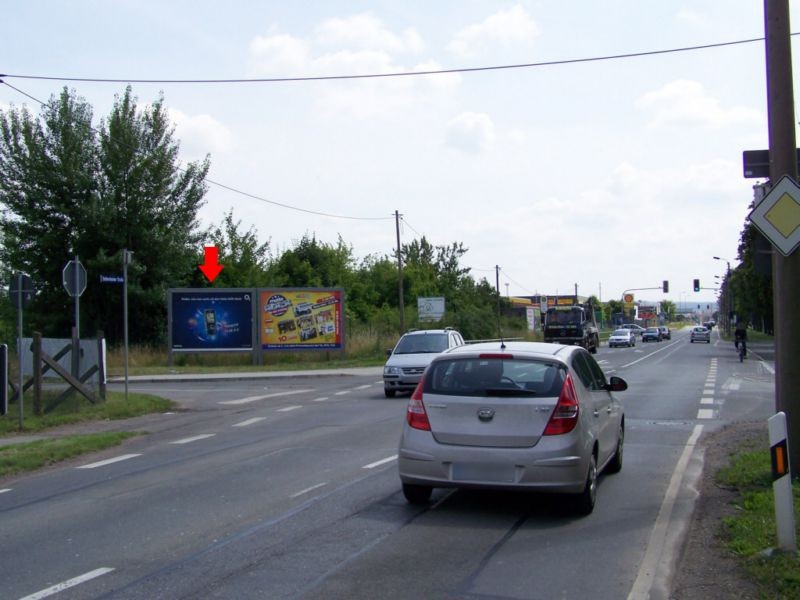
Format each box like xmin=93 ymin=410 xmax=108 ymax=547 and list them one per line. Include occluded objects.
xmin=693 ymin=279 xmax=700 ymax=292
xmin=662 ymin=280 xmax=669 ymax=293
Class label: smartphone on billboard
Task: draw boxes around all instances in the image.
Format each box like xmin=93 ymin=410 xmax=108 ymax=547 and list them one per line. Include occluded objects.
xmin=204 ymin=309 xmax=217 ymax=336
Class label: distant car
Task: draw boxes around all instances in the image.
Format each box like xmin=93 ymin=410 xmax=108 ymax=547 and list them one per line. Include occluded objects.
xmin=658 ymin=326 xmax=671 ymax=340
xmin=383 ymin=328 xmax=466 ymax=397
xmin=619 ymin=324 xmax=646 ymax=337
xmin=398 ymin=341 xmax=627 ymax=515
xmin=690 ymin=326 xmax=711 ymax=343
xmin=642 ymin=327 xmax=662 ymax=342
xmin=608 ymin=329 xmax=636 ymax=348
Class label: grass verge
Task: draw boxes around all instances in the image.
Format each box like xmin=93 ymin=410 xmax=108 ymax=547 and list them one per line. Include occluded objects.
xmin=0 ymin=390 xmax=174 ymax=435
xmin=0 ymin=431 xmax=140 ymax=478
xmin=717 ymin=443 xmax=800 ymax=597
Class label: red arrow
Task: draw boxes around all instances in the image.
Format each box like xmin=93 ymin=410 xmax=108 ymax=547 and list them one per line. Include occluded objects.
xmin=199 ymin=246 xmax=224 ymax=283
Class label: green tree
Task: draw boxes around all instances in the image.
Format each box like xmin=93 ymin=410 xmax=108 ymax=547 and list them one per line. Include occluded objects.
xmin=0 ymin=87 xmax=209 ymax=345
xmin=202 ymin=209 xmax=272 ymax=288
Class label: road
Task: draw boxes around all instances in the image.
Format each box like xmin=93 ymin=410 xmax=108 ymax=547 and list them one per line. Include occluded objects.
xmin=0 ymin=327 xmax=776 ymax=599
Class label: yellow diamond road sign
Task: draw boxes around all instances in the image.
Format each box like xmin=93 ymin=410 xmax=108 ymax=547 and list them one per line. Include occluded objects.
xmin=749 ymin=175 xmax=800 ymax=256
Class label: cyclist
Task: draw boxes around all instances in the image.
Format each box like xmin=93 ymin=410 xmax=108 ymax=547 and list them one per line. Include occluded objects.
xmin=734 ymin=321 xmax=748 ymax=358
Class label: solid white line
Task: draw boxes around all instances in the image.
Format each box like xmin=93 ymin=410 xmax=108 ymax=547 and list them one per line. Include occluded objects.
xmin=18 ymin=567 xmax=115 ymax=600
xmin=277 ymin=405 xmax=302 ymax=412
xmin=620 ymin=339 xmax=683 ymax=368
xmin=289 ymin=482 xmax=327 ymax=498
xmin=363 ymin=454 xmax=398 ymax=469
xmin=76 ymin=454 xmax=141 ymax=469
xmin=219 ymin=389 xmax=314 ymax=405
xmin=233 ymin=417 xmax=266 ymax=427
xmin=762 ymin=361 xmax=775 ymax=375
xmin=0 ymin=488 xmax=11 ymax=494
xmin=697 ymin=409 xmax=715 ymax=419
xmin=312 ymin=397 xmax=329 ymax=402
xmin=170 ymin=434 xmax=215 ymax=445
xmin=627 ymin=425 xmax=703 ymax=600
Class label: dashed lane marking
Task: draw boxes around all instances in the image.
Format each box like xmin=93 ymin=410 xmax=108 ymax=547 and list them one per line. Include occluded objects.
xmin=290 ymin=482 xmax=328 ymax=498
xmin=276 ymin=405 xmax=302 ymax=413
xmin=76 ymin=454 xmax=142 ymax=469
xmin=170 ymin=434 xmax=216 ymax=445
xmin=219 ymin=389 xmax=315 ymax=405
xmin=0 ymin=488 xmax=11 ymax=494
xmin=19 ymin=567 xmax=115 ymax=600
xmin=363 ymin=455 xmax=398 ymax=469
xmin=697 ymin=408 xmax=715 ymax=419
xmin=233 ymin=417 xmax=266 ymax=427
xmin=312 ymin=397 xmax=329 ymax=402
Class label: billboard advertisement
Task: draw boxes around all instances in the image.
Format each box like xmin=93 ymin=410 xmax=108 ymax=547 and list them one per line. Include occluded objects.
xmin=260 ymin=288 xmax=344 ymax=350
xmin=170 ymin=289 xmax=255 ymax=351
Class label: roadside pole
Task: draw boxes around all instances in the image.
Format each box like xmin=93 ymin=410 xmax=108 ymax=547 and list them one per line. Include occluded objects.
xmin=123 ymin=249 xmax=131 ymax=403
xmin=769 ymin=412 xmax=796 ymax=551
xmin=764 ymin=0 xmax=800 ymax=476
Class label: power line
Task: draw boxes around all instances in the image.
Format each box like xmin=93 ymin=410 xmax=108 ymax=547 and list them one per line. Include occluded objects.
xmin=0 ymin=34 xmax=789 ymax=85
xmin=0 ymin=80 xmax=393 ymax=222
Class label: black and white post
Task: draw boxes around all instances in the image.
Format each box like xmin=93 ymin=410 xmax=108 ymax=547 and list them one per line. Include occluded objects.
xmin=769 ymin=411 xmax=797 ymax=551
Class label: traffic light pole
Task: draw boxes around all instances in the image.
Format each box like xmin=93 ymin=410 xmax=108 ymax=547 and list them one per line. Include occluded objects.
xmin=765 ymin=0 xmax=800 ymax=477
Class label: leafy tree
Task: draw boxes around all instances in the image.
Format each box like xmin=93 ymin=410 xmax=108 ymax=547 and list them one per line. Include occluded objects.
xmin=201 ymin=209 xmax=272 ymax=288
xmin=0 ymin=87 xmax=209 ymax=345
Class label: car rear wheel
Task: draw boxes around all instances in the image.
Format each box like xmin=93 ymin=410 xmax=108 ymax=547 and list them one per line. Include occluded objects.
xmin=607 ymin=423 xmax=624 ymax=474
xmin=573 ymin=454 xmax=597 ymax=516
xmin=402 ymin=483 xmax=432 ymax=505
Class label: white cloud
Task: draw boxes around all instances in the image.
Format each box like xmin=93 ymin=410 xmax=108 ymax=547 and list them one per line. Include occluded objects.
xmin=248 ymin=30 xmax=312 ymax=75
xmin=315 ymin=13 xmax=424 ymax=54
xmin=445 ymin=112 xmax=496 ymax=154
xmin=168 ymin=109 xmax=234 ymax=157
xmin=636 ymin=80 xmax=762 ymax=129
xmin=676 ymin=9 xmax=706 ymax=26
xmin=447 ymin=5 xmax=540 ymax=58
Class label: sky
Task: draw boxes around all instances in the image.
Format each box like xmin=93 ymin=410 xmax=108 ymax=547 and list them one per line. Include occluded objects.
xmin=3 ymin=1 xmax=798 ymax=306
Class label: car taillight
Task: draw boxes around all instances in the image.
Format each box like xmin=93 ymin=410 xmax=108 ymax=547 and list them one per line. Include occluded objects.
xmin=544 ymin=372 xmax=580 ymax=435
xmin=406 ymin=379 xmax=431 ymax=431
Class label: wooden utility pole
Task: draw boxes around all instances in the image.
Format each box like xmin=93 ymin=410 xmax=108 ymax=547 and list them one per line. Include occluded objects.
xmin=764 ymin=0 xmax=800 ymax=476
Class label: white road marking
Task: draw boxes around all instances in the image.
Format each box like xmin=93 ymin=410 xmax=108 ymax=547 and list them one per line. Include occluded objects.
xmin=723 ymin=380 xmax=742 ymax=391
xmin=289 ymin=482 xmax=327 ymax=498
xmin=312 ymin=397 xmax=329 ymax=402
xmin=0 ymin=488 xmax=11 ymax=494
xmin=334 ymin=390 xmax=350 ymax=396
xmin=19 ymin=567 xmax=116 ymax=600
xmin=761 ymin=361 xmax=775 ymax=375
xmin=696 ymin=409 xmax=715 ymax=419
xmin=363 ymin=454 xmax=398 ymax=469
xmin=627 ymin=425 xmax=703 ymax=600
xmin=277 ymin=405 xmax=302 ymax=412
xmin=76 ymin=454 xmax=141 ymax=469
xmin=621 ymin=339 xmax=683 ymax=368
xmin=233 ymin=417 xmax=266 ymax=427
xmin=219 ymin=389 xmax=314 ymax=405
xmin=354 ymin=384 xmax=372 ymax=390
xmin=700 ymin=397 xmax=715 ymax=405
xmin=375 ymin=380 xmax=384 ymax=385
xmin=170 ymin=434 xmax=215 ymax=445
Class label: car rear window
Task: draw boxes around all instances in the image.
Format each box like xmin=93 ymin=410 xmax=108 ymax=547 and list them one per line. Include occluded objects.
xmin=425 ymin=357 xmax=566 ymax=397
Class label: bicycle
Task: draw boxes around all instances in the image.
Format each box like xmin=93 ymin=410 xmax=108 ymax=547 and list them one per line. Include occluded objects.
xmin=737 ymin=340 xmax=747 ymax=362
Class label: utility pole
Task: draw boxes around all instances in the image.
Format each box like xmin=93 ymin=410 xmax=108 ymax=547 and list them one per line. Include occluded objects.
xmin=395 ymin=211 xmax=405 ymax=332
xmin=765 ymin=0 xmax=800 ymax=475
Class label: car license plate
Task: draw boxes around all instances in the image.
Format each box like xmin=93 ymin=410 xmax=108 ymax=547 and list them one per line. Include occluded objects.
xmin=452 ymin=463 xmax=515 ymax=483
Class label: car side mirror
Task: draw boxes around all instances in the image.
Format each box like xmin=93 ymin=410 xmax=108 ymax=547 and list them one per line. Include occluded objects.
xmin=607 ymin=376 xmax=628 ymax=392
xmin=386 ymin=349 xmax=393 ymax=357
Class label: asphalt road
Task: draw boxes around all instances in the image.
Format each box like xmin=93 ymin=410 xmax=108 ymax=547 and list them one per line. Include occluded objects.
xmin=0 ymin=327 xmax=776 ymax=600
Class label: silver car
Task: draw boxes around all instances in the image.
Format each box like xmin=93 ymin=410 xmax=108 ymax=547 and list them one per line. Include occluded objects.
xmin=398 ymin=341 xmax=627 ymax=515
xmin=608 ymin=329 xmax=635 ymax=348
xmin=690 ymin=326 xmax=711 ymax=343
xmin=383 ymin=328 xmax=465 ymax=397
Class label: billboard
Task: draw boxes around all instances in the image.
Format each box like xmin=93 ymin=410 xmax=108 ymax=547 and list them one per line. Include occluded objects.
xmin=260 ymin=288 xmax=344 ymax=350
xmin=170 ymin=289 xmax=255 ymax=351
